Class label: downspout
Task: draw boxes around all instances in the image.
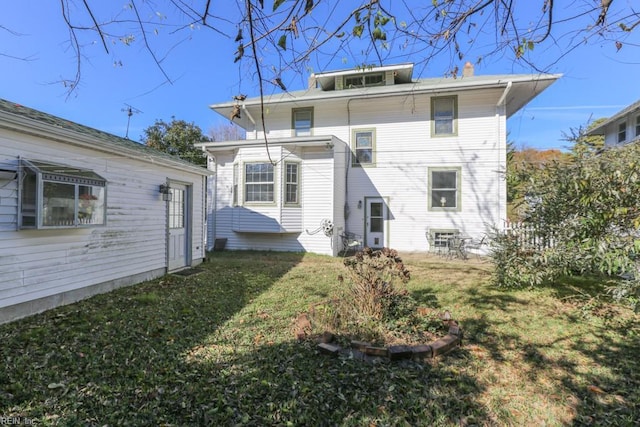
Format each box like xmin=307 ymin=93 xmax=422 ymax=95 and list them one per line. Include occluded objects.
xmin=242 ymin=104 xmax=257 ymax=139
xmin=496 ymin=81 xmax=512 ymax=227
xmin=204 ymin=151 xmax=217 ymax=251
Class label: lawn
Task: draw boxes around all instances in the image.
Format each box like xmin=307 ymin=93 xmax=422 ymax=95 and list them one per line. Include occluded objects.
xmin=1 ymin=251 xmax=638 ymax=426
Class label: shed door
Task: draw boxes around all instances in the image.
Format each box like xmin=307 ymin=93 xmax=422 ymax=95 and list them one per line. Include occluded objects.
xmin=168 ymin=183 xmax=191 ymax=271
xmin=365 ymin=198 xmax=386 ymax=249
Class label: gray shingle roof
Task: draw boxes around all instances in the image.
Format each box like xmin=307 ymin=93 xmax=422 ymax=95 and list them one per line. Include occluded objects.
xmin=0 ymin=98 xmax=208 ymax=174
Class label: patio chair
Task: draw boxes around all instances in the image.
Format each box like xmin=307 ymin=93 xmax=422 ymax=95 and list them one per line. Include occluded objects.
xmin=464 ymin=235 xmax=488 ymax=259
xmin=340 ymin=232 xmax=362 ymax=256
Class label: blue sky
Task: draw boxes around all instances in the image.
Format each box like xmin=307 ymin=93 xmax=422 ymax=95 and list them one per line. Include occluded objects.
xmin=1 ymin=1 xmax=639 ymax=150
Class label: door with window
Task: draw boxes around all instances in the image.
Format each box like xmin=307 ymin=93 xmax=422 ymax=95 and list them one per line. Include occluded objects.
xmin=168 ymin=183 xmax=191 ymax=271
xmin=365 ymin=198 xmax=386 ymax=249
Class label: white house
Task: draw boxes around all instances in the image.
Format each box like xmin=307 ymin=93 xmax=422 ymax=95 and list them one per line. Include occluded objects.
xmin=0 ymin=99 xmax=209 ymax=323
xmin=198 ymin=63 xmax=560 ymax=256
xmin=586 ymin=99 xmax=640 ymax=147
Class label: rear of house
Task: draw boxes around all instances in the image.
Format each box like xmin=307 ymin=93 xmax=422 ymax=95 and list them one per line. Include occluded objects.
xmin=0 ymin=99 xmax=209 ymax=323
xmin=201 ymin=63 xmax=560 ymax=255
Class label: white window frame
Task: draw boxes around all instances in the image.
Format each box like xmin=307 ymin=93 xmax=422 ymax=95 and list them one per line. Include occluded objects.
xmin=635 ymin=115 xmax=640 ymax=138
xmin=244 ymin=162 xmax=275 ymax=204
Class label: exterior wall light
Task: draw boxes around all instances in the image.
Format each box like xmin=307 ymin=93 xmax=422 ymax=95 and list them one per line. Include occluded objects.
xmin=159 ymin=184 xmax=172 ymax=201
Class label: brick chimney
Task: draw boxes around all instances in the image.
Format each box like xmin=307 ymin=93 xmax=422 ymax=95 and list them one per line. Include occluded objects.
xmin=462 ymin=61 xmax=474 ymax=78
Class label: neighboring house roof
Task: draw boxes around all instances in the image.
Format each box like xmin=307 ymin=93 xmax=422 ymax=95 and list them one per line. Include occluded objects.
xmin=210 ymin=65 xmax=561 ymax=130
xmin=586 ymin=99 xmax=640 ymax=135
xmin=0 ymin=98 xmax=209 ymax=175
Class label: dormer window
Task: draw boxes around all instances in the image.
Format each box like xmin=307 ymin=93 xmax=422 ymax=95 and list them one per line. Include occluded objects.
xmin=344 ymin=72 xmax=384 ymax=89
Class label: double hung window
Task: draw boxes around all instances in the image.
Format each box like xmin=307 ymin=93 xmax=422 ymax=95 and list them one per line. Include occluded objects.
xmin=429 ymin=167 xmax=461 ymax=211
xmin=244 ymin=163 xmax=274 ymax=203
xmin=284 ymin=163 xmax=300 ymax=205
xmin=432 ymin=96 xmax=457 ymax=136
xmin=352 ymin=129 xmax=375 ymax=166
xmin=292 ymin=108 xmax=313 ymax=137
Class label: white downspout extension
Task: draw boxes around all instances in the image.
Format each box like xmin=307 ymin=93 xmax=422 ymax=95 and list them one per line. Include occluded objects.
xmin=496 ymin=81 xmax=512 ymax=226
xmin=242 ymin=104 xmax=258 ymax=139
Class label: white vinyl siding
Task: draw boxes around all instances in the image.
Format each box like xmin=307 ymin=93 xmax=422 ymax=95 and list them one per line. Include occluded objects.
xmin=1 ymin=129 xmax=206 ymax=320
xmin=214 ymin=86 xmax=507 ymax=254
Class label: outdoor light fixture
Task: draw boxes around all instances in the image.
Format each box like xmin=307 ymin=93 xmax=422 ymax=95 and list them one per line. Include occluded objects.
xmin=357 ymin=200 xmax=362 ymax=209
xmin=159 ymin=184 xmax=172 ymax=201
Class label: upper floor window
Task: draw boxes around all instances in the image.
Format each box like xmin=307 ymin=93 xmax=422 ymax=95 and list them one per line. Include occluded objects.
xmin=19 ymin=159 xmax=106 ymax=229
xmin=431 ymin=96 xmax=458 ymax=136
xmin=292 ymin=108 xmax=313 ymax=137
xmin=284 ymin=162 xmax=300 ymax=205
xmin=635 ymin=116 xmax=640 ymax=138
xmin=245 ymin=162 xmax=274 ymax=203
xmin=344 ymin=72 xmax=384 ymax=88
xmin=428 ymin=167 xmax=461 ymax=211
xmin=352 ymin=129 xmax=375 ymax=166
xmin=618 ymin=122 xmax=627 ymax=143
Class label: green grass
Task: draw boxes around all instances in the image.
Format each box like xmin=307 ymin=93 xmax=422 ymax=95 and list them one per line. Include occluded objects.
xmin=1 ymin=251 xmax=638 ymax=426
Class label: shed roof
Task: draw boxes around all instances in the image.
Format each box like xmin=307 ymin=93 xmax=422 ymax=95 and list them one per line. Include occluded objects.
xmin=586 ymin=99 xmax=640 ymax=135
xmin=0 ymin=98 xmax=209 ymax=175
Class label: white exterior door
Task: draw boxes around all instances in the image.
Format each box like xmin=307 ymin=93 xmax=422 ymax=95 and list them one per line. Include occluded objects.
xmin=365 ymin=198 xmax=386 ymax=249
xmin=168 ymin=183 xmax=191 ymax=271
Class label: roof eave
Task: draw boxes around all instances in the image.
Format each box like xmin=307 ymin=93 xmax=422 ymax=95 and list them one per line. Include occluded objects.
xmin=0 ymin=111 xmax=210 ymax=176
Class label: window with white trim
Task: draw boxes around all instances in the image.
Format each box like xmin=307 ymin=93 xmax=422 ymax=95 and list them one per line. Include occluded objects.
xmin=352 ymin=129 xmax=375 ymax=166
xmin=618 ymin=122 xmax=627 ymax=143
xmin=431 ymin=96 xmax=457 ymax=136
xmin=635 ymin=116 xmax=640 ymax=138
xmin=292 ymin=108 xmax=313 ymax=137
xmin=429 ymin=167 xmax=461 ymax=211
xmin=19 ymin=159 xmax=106 ymax=229
xmin=284 ymin=162 xmax=299 ymax=205
xmin=244 ymin=162 xmax=274 ymax=203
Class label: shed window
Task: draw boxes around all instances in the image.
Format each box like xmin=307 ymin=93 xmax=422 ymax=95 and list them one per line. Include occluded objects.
xmin=617 ymin=122 xmax=626 ymax=143
xmin=635 ymin=116 xmax=640 ymax=138
xmin=19 ymin=159 xmax=106 ymax=229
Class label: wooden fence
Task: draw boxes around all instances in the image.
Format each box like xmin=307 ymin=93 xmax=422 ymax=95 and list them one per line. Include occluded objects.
xmin=502 ymin=221 xmax=556 ymax=251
